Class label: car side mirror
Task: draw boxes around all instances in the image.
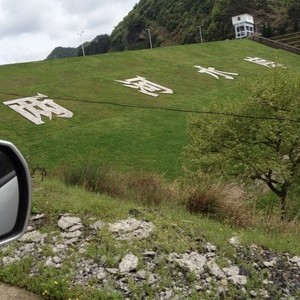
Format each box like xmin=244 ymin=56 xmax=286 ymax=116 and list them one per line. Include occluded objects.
xmin=0 ymin=141 xmax=31 ymax=246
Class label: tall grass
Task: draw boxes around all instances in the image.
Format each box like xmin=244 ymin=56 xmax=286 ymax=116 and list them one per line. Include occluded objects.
xmin=54 ymin=163 xmax=300 ymax=234
xmin=185 ymin=182 xmax=251 ymax=227
xmin=55 ymin=163 xmax=179 ymax=207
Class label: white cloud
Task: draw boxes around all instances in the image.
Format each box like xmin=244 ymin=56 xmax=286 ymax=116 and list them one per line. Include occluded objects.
xmin=0 ymin=0 xmax=137 ymax=65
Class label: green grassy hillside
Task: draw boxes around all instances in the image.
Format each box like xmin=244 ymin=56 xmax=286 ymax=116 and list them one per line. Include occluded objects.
xmin=0 ymin=39 xmax=299 ymax=177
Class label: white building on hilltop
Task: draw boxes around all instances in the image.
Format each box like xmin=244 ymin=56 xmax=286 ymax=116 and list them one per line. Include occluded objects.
xmin=232 ymin=14 xmax=254 ymax=39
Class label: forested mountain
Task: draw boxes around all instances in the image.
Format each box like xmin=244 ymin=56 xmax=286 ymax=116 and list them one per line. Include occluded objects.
xmin=110 ymin=0 xmax=299 ymax=51
xmin=46 ymin=35 xmax=110 ymax=60
xmin=46 ymin=0 xmax=300 ymax=58
xmin=46 ymin=46 xmax=80 ymax=60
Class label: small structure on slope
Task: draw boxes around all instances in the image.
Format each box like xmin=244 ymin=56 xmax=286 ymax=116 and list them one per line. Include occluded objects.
xmin=232 ymin=14 xmax=255 ymax=39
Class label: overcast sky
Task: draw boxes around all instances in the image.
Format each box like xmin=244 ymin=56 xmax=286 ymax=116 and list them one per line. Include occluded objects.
xmin=0 ymin=0 xmax=138 ymax=66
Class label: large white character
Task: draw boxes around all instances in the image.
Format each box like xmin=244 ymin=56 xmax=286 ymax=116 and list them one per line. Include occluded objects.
xmin=3 ymin=93 xmax=73 ymax=125
xmin=244 ymin=57 xmax=284 ymax=68
xmin=115 ymin=76 xmax=173 ymax=97
xmin=194 ymin=66 xmax=238 ymax=80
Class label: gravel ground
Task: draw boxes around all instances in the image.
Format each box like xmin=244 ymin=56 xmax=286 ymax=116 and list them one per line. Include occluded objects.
xmin=0 ymin=214 xmax=299 ymax=299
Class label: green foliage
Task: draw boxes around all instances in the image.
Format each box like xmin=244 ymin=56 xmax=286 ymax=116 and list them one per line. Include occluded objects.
xmin=262 ymin=23 xmax=273 ymax=37
xmin=110 ymin=0 xmax=290 ymax=50
xmin=46 ymin=47 xmax=79 ymax=60
xmin=184 ymin=68 xmax=300 ymax=215
xmin=78 ymin=34 xmax=111 ymax=56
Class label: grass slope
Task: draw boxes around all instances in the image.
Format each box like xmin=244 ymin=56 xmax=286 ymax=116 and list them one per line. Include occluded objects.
xmin=0 ymin=40 xmax=299 ymax=177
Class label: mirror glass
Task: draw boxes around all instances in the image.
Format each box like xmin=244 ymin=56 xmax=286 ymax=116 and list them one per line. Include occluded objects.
xmin=0 ymin=150 xmax=19 ymax=237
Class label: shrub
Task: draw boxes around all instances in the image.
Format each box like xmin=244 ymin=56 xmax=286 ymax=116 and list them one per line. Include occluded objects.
xmin=185 ymin=182 xmax=251 ymax=227
xmin=55 ymin=164 xmax=179 ymax=207
xmin=126 ymin=171 xmax=176 ymax=206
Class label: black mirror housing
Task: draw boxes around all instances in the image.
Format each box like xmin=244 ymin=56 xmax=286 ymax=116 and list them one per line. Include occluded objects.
xmin=0 ymin=141 xmax=31 ymax=246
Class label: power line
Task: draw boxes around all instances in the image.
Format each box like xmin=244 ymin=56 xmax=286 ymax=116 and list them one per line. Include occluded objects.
xmin=0 ymin=91 xmax=300 ymax=123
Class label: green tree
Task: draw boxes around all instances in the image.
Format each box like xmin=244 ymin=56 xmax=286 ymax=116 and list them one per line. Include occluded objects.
xmin=184 ymin=69 xmax=300 ymax=217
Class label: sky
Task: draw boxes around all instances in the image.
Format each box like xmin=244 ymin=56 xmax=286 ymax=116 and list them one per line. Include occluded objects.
xmin=0 ymin=0 xmax=138 ymax=66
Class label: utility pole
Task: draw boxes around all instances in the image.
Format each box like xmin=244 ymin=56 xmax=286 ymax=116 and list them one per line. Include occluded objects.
xmin=197 ymin=25 xmax=203 ymax=43
xmin=145 ymin=28 xmax=153 ymax=49
xmin=77 ymin=31 xmax=86 ymax=56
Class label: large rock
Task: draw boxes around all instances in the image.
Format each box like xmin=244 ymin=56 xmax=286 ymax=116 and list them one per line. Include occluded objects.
xmin=19 ymin=230 xmax=47 ymax=243
xmin=58 ymin=216 xmax=82 ymax=231
xmin=109 ymin=218 xmax=154 ymax=240
xmin=169 ymin=252 xmax=207 ymax=275
xmin=207 ymin=260 xmax=226 ymax=279
xmin=119 ymin=253 xmax=138 ymax=273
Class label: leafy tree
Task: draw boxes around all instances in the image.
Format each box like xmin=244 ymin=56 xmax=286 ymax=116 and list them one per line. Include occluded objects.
xmin=287 ymin=0 xmax=300 ymax=32
xmin=184 ymin=69 xmax=300 ymax=217
xmin=262 ymin=23 xmax=273 ymax=37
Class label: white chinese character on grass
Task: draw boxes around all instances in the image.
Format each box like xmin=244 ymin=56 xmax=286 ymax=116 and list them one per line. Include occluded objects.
xmin=194 ymin=66 xmax=238 ymax=80
xmin=3 ymin=93 xmax=73 ymax=125
xmin=115 ymin=76 xmax=173 ymax=97
xmin=244 ymin=57 xmax=284 ymax=68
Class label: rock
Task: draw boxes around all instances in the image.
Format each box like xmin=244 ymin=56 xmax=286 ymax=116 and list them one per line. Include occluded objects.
xmin=207 ymin=260 xmax=226 ymax=279
xmin=229 ymin=236 xmax=240 ymax=247
xmin=90 ymin=221 xmax=106 ymax=231
xmin=147 ymin=273 xmax=157 ymax=285
xmin=119 ymin=253 xmax=138 ymax=273
xmin=45 ymin=256 xmax=55 ymax=267
xmin=168 ymin=252 xmax=207 ymax=275
xmin=259 ymin=289 xmax=270 ymax=298
xmin=220 ymin=279 xmax=228 ymax=286
xmin=289 ymin=256 xmax=300 ymax=267
xmin=68 ymin=224 xmax=84 ymax=232
xmin=218 ymin=285 xmax=228 ymax=294
xmin=250 ymin=290 xmax=258 ymax=297
xmin=223 ymin=266 xmax=239 ymax=277
xmin=52 ymin=244 xmax=67 ymax=253
xmin=64 ymin=237 xmax=80 ymax=244
xmin=164 ymin=289 xmax=173 ymax=299
xmin=19 ymin=230 xmax=47 ymax=243
xmin=2 ymin=256 xmax=20 ymax=265
xmin=228 ymin=275 xmax=247 ymax=286
xmin=20 ymin=243 xmax=35 ymax=254
xmin=31 ymin=214 xmax=45 ymax=221
xmin=109 ymin=218 xmax=154 ymax=240
xmin=206 ymin=252 xmax=216 ymax=258
xmin=53 ymin=256 xmax=61 ymax=264
xmin=26 ymin=226 xmax=34 ymax=232
xmin=206 ymin=243 xmax=217 ymax=252
xmin=142 ymin=250 xmax=157 ymax=258
xmin=136 ymin=270 xmax=147 ymax=280
xmin=107 ymin=268 xmax=118 ymax=274
xmin=223 ymin=266 xmax=247 ymax=286
xmin=61 ymin=230 xmax=82 ymax=239
xmin=263 ymin=260 xmax=276 ymax=268
xmin=58 ymin=216 xmax=81 ymax=231
xmin=96 ymin=268 xmax=106 ymax=280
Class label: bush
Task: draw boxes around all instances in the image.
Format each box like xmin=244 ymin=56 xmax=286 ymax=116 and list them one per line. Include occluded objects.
xmin=185 ymin=182 xmax=251 ymax=227
xmin=55 ymin=164 xmax=179 ymax=207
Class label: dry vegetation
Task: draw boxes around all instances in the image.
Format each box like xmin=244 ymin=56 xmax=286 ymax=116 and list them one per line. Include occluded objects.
xmin=55 ymin=163 xmax=300 ymax=235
